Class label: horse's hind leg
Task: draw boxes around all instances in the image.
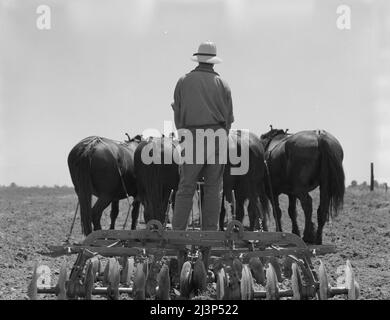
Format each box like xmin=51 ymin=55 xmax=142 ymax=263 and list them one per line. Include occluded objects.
xmin=131 ymin=199 xmax=141 ymax=230
xmin=288 ymin=195 xmax=300 ymax=236
xmin=316 ymin=187 xmax=330 ymax=245
xmin=219 ymin=193 xmax=226 ymax=231
xmin=273 ymin=196 xmax=283 ymax=232
xmin=248 ymin=197 xmax=267 ymax=231
xmin=109 ymin=200 xmax=119 ymax=229
xmin=235 ymin=192 xmax=245 ymax=225
xmin=92 ymin=196 xmax=112 ymax=231
xmin=258 ymin=183 xmax=269 ymax=231
xmin=170 ymin=190 xmax=176 ymax=212
xmin=298 ymin=193 xmax=317 ymax=244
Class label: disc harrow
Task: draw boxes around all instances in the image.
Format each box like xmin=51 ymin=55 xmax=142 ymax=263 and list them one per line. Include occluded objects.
xmin=28 ymin=220 xmax=360 ymax=300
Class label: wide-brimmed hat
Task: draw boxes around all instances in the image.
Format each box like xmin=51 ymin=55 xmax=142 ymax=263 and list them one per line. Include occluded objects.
xmin=191 ymin=41 xmax=222 ymax=64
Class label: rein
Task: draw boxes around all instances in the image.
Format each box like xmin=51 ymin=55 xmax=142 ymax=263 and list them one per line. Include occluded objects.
xmin=64 ymin=201 xmax=79 ymax=243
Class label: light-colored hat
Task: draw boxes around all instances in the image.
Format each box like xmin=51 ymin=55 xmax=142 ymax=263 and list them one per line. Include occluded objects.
xmin=191 ymin=41 xmax=222 ymax=64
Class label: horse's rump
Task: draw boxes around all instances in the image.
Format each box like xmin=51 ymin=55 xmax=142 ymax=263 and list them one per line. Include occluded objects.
xmin=68 ymin=136 xmax=138 ymax=235
xmin=134 ymin=138 xmax=179 ymax=224
xmin=68 ymin=136 xmax=102 ymax=235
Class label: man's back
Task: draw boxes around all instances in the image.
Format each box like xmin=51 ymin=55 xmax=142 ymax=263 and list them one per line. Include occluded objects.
xmin=173 ymin=64 xmax=234 ymax=130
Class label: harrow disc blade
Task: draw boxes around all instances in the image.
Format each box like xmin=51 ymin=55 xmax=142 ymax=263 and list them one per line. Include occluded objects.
xmin=179 ymin=261 xmax=193 ymax=299
xmin=216 ymin=268 xmax=227 ymax=300
xmin=121 ymin=257 xmax=135 ymax=286
xmin=232 ymin=258 xmax=243 ymax=280
xmin=353 ymin=280 xmax=360 ymax=299
xmin=84 ymin=261 xmax=95 ymax=300
xmin=318 ymin=260 xmax=329 ymax=300
xmin=291 ymin=262 xmax=302 ymax=300
xmin=107 ymin=259 xmax=120 ymax=300
xmin=97 ymin=259 xmax=103 ymax=277
xmin=146 ymin=260 xmax=160 ymax=298
xmin=134 ymin=263 xmax=146 ymax=300
xmin=207 ymin=270 xmax=215 ymax=283
xmin=169 ymin=258 xmax=179 ymax=285
xmin=240 ymin=265 xmax=254 ymax=300
xmin=345 ymin=260 xmax=359 ymax=300
xmin=103 ymin=258 xmax=113 ymax=287
xmin=265 ymin=263 xmax=279 ymax=300
xmin=56 ymin=262 xmax=68 ymax=300
xmin=118 ymin=256 xmax=127 ymax=269
xmin=27 ymin=262 xmax=39 ymax=300
xmin=268 ymin=257 xmax=283 ymax=283
xmin=89 ymin=256 xmax=101 ymax=278
xmin=156 ymin=264 xmax=170 ymax=300
xmin=248 ymin=257 xmax=265 ymax=286
xmin=192 ymin=257 xmax=207 ymax=294
xmin=227 ymin=272 xmax=241 ymax=300
xmin=282 ymin=256 xmax=294 ymax=279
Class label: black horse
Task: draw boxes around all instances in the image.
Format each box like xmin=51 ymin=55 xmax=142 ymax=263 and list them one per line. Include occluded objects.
xmin=260 ymin=127 xmax=345 ymax=244
xmin=219 ymin=130 xmax=270 ymax=231
xmin=134 ymin=136 xmax=180 ymax=225
xmin=68 ymin=134 xmax=142 ymax=235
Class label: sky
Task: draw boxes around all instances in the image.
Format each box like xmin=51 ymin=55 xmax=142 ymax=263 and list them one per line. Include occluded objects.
xmin=0 ymin=0 xmax=389 ymax=186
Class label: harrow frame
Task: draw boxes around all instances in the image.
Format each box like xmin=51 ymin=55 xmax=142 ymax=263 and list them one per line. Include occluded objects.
xmin=28 ymin=219 xmax=360 ymax=300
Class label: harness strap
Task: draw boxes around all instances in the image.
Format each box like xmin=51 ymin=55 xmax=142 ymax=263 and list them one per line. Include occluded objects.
xmin=265 ymin=135 xmax=290 ymax=160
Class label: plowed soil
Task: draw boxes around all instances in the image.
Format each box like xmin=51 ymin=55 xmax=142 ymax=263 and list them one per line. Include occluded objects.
xmin=0 ymin=186 xmax=389 ymax=299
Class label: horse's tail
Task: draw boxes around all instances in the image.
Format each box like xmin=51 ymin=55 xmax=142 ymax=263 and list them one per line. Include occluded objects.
xmin=134 ymin=141 xmax=168 ymax=224
xmin=68 ymin=138 xmax=100 ymax=235
xmin=249 ymin=147 xmax=270 ymax=229
xmin=318 ymin=133 xmax=345 ymax=220
xmin=250 ymin=135 xmax=270 ymax=220
xmin=144 ymin=165 xmax=164 ymax=223
xmin=258 ymin=176 xmax=270 ymax=220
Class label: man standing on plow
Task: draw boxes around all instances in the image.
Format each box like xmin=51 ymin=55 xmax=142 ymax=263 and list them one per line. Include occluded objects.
xmin=171 ymin=41 xmax=234 ymax=270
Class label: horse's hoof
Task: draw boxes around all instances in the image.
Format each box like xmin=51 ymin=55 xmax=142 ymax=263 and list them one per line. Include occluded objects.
xmin=292 ymin=229 xmax=301 ymax=237
xmin=302 ymin=234 xmax=317 ymax=245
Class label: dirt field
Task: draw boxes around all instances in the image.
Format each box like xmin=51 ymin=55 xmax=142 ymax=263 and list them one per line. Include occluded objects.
xmin=0 ymin=185 xmax=389 ymax=300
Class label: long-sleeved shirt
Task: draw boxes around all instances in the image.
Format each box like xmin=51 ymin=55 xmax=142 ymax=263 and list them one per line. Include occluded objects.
xmin=172 ymin=65 xmax=234 ymax=130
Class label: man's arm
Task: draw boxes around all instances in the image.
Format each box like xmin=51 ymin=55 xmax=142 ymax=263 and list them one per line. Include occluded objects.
xmin=172 ymin=77 xmax=183 ymax=129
